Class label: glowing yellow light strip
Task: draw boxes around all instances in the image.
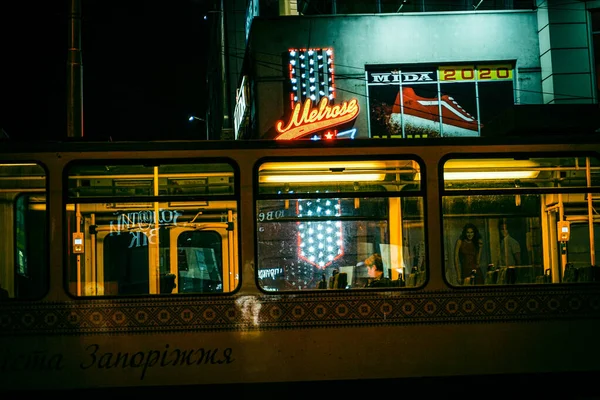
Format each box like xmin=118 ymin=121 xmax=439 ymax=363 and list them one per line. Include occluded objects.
xmin=444 ymin=171 xmax=538 ymax=180
xmin=442 ymin=159 xmax=540 ymax=181
xmin=260 ymin=161 xmax=387 ymax=171
xmin=260 ymin=173 xmax=385 ymax=183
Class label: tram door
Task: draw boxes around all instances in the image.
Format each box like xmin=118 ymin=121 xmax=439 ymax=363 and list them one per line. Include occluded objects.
xmin=94 ymin=224 xmax=237 ymax=295
xmin=541 ymin=193 xmax=600 ymax=283
xmin=84 ymin=212 xmax=172 ymax=296
xmin=98 ymin=229 xmax=150 ymax=296
xmin=568 ymin=222 xmax=600 ymax=269
xmin=170 ymin=224 xmax=236 ymax=294
xmin=0 ymin=163 xmax=47 ymax=300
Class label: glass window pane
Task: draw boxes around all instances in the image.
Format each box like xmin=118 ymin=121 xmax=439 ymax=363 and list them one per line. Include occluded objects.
xmin=443 ymin=195 xmax=542 ymax=285
xmin=66 ymin=161 xmax=238 ymax=297
xmin=443 ymin=155 xmax=600 ymax=286
xmin=0 ymin=163 xmax=47 ymax=299
xmin=257 ymin=158 xmax=425 ymax=291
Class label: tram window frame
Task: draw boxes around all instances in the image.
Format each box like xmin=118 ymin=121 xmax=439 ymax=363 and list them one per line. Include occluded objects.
xmin=0 ymin=162 xmax=48 ymax=300
xmin=63 ymin=159 xmax=240 ymax=298
xmin=255 ymin=156 xmax=426 ymax=292
xmin=440 ymin=153 xmax=600 ymax=287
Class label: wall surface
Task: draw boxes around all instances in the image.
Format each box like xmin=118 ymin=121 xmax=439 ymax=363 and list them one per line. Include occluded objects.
xmin=536 ymin=0 xmax=594 ymax=105
xmin=248 ymin=11 xmax=544 ymax=138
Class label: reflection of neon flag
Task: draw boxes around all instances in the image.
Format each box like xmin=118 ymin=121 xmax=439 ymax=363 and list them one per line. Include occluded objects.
xmin=296 ymin=199 xmax=344 ymax=268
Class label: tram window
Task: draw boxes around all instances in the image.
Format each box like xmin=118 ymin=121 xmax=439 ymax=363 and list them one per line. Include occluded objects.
xmin=256 ymin=159 xmax=425 ymax=291
xmin=442 ymin=155 xmax=600 ymax=286
xmin=0 ymin=163 xmax=47 ymax=300
xmin=65 ymin=161 xmax=238 ymax=297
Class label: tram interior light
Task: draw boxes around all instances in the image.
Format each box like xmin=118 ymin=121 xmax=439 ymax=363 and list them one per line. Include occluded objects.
xmin=258 ymin=161 xmax=413 ymax=183
xmin=0 ymin=163 xmax=38 ymax=167
xmin=260 ymin=161 xmax=388 ymax=170
xmin=441 ymin=159 xmax=541 ymax=181
xmin=260 ymin=173 xmax=385 ymax=183
xmin=444 ymin=170 xmax=539 ymax=180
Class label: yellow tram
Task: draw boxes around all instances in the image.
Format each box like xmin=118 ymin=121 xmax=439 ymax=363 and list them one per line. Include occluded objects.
xmin=0 ymin=136 xmax=599 ymax=395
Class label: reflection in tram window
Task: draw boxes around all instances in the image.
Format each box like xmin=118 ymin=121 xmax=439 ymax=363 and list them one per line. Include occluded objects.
xmin=443 ymin=195 xmax=542 ymax=285
xmin=442 ymin=155 xmax=600 ymax=286
xmin=177 ymin=231 xmax=223 ymax=293
xmin=0 ymin=164 xmax=47 ymax=300
xmin=256 ymin=159 xmax=425 ymax=291
xmin=65 ymin=162 xmax=238 ymax=296
xmin=103 ymin=232 xmax=150 ymax=295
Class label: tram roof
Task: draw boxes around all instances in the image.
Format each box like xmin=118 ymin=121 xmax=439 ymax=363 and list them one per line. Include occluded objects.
xmin=2 ymin=134 xmax=600 ymax=154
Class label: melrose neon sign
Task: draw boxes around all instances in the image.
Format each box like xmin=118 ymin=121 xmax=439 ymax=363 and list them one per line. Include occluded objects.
xmin=275 ymin=97 xmax=359 ymax=140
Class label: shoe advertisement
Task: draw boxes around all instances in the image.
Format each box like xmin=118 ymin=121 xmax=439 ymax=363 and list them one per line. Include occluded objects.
xmin=367 ymin=64 xmax=514 ymax=138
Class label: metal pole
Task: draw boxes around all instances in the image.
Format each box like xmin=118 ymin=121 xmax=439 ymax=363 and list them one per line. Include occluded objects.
xmin=219 ymin=0 xmax=229 ymax=137
xmin=586 ymin=157 xmax=596 ymax=266
xmin=67 ymin=0 xmax=84 ymax=138
xmin=206 ymin=114 xmax=209 ymax=140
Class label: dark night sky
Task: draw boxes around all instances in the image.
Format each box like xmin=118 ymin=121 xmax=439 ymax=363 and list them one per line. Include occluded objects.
xmin=0 ymin=0 xmax=211 ymax=142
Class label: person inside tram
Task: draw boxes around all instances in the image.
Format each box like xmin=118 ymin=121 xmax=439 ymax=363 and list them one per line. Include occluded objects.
xmin=363 ymin=253 xmax=393 ymax=288
xmin=454 ymin=223 xmax=483 ymax=285
xmin=328 ymin=269 xmax=339 ymax=289
xmin=499 ymin=222 xmax=521 ymax=267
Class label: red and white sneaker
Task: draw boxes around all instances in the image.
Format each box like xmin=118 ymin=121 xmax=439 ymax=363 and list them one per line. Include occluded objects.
xmin=390 ymin=87 xmax=481 ymax=137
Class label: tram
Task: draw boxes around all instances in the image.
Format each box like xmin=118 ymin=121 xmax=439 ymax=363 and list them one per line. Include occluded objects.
xmin=0 ymin=136 xmax=599 ymax=395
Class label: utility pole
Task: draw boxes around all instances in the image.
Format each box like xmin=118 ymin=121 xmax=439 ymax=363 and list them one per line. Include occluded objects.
xmin=220 ymin=0 xmax=230 ymax=140
xmin=67 ymin=0 xmax=83 ymax=138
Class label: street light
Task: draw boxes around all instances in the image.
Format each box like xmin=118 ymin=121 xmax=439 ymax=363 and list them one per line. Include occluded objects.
xmin=188 ymin=115 xmax=209 ymax=140
xmin=203 ymin=10 xmax=222 ymax=20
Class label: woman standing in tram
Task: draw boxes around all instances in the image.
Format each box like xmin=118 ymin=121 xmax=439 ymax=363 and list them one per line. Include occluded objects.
xmin=454 ymin=223 xmax=484 ymax=285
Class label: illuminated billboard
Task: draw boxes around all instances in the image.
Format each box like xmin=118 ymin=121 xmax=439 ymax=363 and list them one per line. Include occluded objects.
xmin=366 ymin=63 xmax=515 ymax=138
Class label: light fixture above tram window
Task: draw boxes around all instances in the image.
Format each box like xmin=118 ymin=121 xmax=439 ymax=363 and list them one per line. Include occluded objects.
xmin=259 ymin=173 xmax=386 ymax=183
xmin=258 ymin=161 xmax=400 ymax=184
xmin=442 ymin=159 xmax=541 ymax=181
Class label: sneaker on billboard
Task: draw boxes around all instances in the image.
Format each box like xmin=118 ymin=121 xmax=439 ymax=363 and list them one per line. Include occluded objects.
xmin=390 ymin=87 xmax=481 ymax=137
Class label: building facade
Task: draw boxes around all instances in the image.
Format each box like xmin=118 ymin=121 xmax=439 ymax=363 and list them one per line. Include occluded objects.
xmin=213 ymin=0 xmax=600 ymax=140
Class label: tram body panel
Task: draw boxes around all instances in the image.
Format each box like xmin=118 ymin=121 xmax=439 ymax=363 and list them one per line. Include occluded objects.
xmin=0 ymin=139 xmax=599 ymax=392
xmin=1 ymin=318 xmax=597 ymax=391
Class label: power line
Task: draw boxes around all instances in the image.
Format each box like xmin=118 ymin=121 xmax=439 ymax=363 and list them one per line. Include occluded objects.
xmin=222 ymin=46 xmax=594 ymax=101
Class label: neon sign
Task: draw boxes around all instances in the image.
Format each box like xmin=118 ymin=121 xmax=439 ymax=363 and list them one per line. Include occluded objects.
xmin=275 ymin=97 xmax=359 ymax=140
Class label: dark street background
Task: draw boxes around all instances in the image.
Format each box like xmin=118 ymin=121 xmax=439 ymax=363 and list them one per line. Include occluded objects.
xmin=0 ymin=0 xmax=210 ymax=141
